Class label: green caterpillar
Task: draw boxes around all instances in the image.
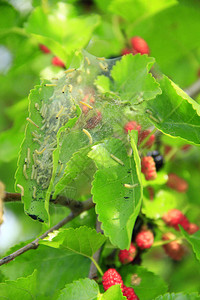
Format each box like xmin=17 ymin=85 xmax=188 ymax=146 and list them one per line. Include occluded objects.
xmin=15 ymin=51 xmax=116 ymax=222
xmin=15 ymin=51 xmax=156 ymax=223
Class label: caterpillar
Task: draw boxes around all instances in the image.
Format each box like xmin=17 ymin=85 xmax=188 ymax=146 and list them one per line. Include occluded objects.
xmin=15 ymin=51 xmax=119 ymax=222
xmin=15 ymin=51 xmax=154 ymax=223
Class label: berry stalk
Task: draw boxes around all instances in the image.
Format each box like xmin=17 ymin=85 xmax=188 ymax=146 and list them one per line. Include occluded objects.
xmin=90 ymin=257 xmax=103 ymax=276
xmin=138 ymin=127 xmax=157 ymax=149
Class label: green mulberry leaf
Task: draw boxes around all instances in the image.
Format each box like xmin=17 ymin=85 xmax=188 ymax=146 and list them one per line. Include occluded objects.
xmin=154 ymin=292 xmax=200 ymax=300
xmin=120 ymin=265 xmax=168 ymax=300
xmin=26 ymin=3 xmax=100 ymax=64
xmin=101 ymin=285 xmax=126 ymax=300
xmin=89 ymin=134 xmax=142 ymax=249
xmin=180 ymin=227 xmax=200 ymax=262
xmin=57 ymin=278 xmax=126 ymax=300
xmin=57 ymin=278 xmax=99 ymax=300
xmin=0 ymin=270 xmax=37 ymax=299
xmin=15 ymin=80 xmax=80 ymax=223
xmin=95 ymin=54 xmax=161 ymax=106
xmin=0 ymin=243 xmax=91 ymax=298
xmin=41 ymin=226 xmax=107 ymax=258
xmin=145 ymin=76 xmax=200 ymax=145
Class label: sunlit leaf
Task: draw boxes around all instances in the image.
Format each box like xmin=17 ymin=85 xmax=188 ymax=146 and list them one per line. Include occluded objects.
xmin=41 ymin=226 xmax=107 ymax=258
xmin=120 ymin=265 xmax=168 ymax=300
xmin=146 ymin=76 xmax=200 ymax=145
xmin=89 ymin=135 xmax=142 ymax=249
xmin=57 ymin=278 xmax=99 ymax=300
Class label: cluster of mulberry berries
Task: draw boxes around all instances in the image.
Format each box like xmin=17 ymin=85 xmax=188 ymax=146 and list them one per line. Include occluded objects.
xmin=124 ymin=121 xmax=155 ymax=149
xmin=124 ymin=121 xmax=167 ymax=180
xmin=102 ymin=268 xmax=139 ymax=300
xmin=161 ymin=209 xmax=199 ymax=260
xmin=162 ymin=232 xmax=185 ymax=261
xmin=141 ymin=156 xmax=157 ymax=181
xmin=121 ymin=36 xmax=150 ymax=56
xmin=162 ymin=209 xmax=199 ymax=234
xmin=147 ymin=150 xmax=164 ymax=171
xmin=118 ymin=229 xmax=154 ymax=265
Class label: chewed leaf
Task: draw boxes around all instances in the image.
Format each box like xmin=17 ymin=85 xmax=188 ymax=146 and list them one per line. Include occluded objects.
xmin=41 ymin=226 xmax=107 ymax=258
xmin=14 ymin=52 xmax=116 ymax=222
xmin=15 ymin=82 xmax=80 ymax=223
xmin=89 ymin=137 xmax=142 ymax=249
xmin=46 ymin=108 xmax=82 ymax=204
xmin=15 ymin=50 xmax=161 ymax=223
xmin=53 ymin=143 xmax=96 ymax=200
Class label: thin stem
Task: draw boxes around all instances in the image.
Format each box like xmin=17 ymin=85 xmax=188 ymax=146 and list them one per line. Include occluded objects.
xmin=185 ymin=78 xmax=200 ymax=98
xmin=88 ymin=219 xmax=103 ymax=279
xmin=90 ymin=257 xmax=103 ymax=276
xmin=0 ymin=27 xmax=29 ymax=38
xmin=112 ymin=16 xmax=125 ymax=46
xmin=152 ymin=237 xmax=182 ymax=248
xmin=51 ymin=195 xmax=87 ymax=212
xmin=0 ymin=198 xmax=94 ymax=266
xmin=164 ymin=147 xmax=179 ymax=162
xmin=138 ymin=127 xmax=157 ymax=150
xmin=4 ymin=192 xmax=90 ymax=213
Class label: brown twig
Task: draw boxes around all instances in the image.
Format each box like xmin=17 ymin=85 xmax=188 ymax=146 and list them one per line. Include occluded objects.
xmin=0 ymin=182 xmax=5 ymax=224
xmin=185 ymin=78 xmax=200 ymax=98
xmin=51 ymin=195 xmax=84 ymax=212
xmin=4 ymin=192 xmax=21 ymax=202
xmin=88 ymin=218 xmax=103 ymax=279
xmin=4 ymin=192 xmax=86 ymax=213
xmin=0 ymin=198 xmax=94 ymax=266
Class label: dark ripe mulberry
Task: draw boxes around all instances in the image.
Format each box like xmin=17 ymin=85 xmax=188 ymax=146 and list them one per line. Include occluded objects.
xmin=147 ymin=151 xmax=164 ymax=171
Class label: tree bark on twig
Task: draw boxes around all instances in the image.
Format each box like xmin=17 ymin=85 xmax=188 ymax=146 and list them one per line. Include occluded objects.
xmin=0 ymin=198 xmax=94 ymax=266
xmin=185 ymin=78 xmax=200 ymax=99
xmin=0 ymin=182 xmax=5 ymax=224
xmin=4 ymin=192 xmax=21 ymax=202
xmin=88 ymin=218 xmax=103 ymax=279
xmin=4 ymin=192 xmax=87 ymax=211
